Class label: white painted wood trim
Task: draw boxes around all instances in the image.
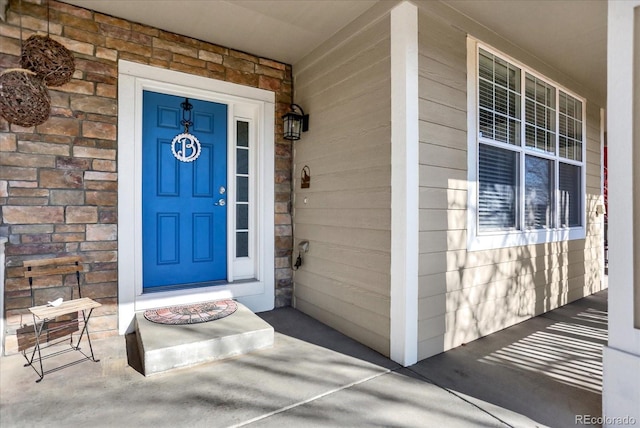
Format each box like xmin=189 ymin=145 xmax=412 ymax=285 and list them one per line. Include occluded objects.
xmin=390 ymin=1 xmax=419 ymax=367
xmin=604 ymin=1 xmax=640 ymax=425
xmin=118 ymin=61 xmax=274 ymax=103
xmin=0 ymin=237 xmax=7 ymax=356
xmin=605 ymin=0 xmax=640 ymax=352
xmin=117 ymin=61 xmax=275 ymax=334
xmin=600 ymin=107 xmax=606 ymax=289
xmin=118 ymin=72 xmax=137 ymax=334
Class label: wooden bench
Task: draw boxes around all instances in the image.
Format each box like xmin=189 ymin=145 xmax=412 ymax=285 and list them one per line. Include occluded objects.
xmin=22 ymin=256 xmax=101 ymax=382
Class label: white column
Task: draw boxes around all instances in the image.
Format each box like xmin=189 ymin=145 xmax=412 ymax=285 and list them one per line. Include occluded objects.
xmin=0 ymin=237 xmax=7 ymax=356
xmin=603 ymin=1 xmax=640 ymax=425
xmin=390 ymin=1 xmax=419 ymax=366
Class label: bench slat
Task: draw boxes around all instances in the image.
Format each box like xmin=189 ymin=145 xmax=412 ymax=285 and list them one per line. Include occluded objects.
xmin=29 ymin=297 xmax=101 ymax=320
xmin=23 ymin=256 xmax=82 ymax=268
xmin=24 ymin=265 xmax=82 ymax=278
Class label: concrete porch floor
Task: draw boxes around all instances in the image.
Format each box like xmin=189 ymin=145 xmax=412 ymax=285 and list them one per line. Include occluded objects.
xmin=0 ymin=290 xmax=607 ymax=428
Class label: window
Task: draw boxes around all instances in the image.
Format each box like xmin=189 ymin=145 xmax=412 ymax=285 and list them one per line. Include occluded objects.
xmin=236 ymin=120 xmax=250 ymax=258
xmin=469 ymin=42 xmax=586 ymax=250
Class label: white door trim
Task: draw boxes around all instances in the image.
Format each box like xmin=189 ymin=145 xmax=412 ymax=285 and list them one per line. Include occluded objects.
xmin=117 ymin=60 xmax=275 ymax=334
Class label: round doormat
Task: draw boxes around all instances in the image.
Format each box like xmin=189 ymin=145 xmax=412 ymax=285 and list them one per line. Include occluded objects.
xmin=143 ymin=299 xmax=237 ymax=325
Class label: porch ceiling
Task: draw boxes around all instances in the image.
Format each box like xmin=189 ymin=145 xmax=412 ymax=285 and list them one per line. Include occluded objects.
xmin=441 ymin=0 xmax=607 ymax=104
xmin=61 ymin=0 xmax=378 ymax=65
xmin=61 ymin=0 xmax=606 ymax=103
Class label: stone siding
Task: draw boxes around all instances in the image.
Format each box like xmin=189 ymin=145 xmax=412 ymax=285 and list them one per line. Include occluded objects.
xmin=0 ymin=0 xmax=293 ymax=354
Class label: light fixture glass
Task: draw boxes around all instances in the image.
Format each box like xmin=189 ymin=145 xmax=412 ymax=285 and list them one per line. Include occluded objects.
xmin=282 ymin=104 xmax=309 ymax=140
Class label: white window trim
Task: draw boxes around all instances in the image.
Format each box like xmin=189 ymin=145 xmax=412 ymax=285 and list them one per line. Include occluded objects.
xmin=117 ymin=60 xmax=275 ymax=334
xmin=466 ymin=38 xmax=587 ymax=251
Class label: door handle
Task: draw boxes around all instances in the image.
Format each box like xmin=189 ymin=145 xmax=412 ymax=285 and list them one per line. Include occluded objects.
xmin=215 ymin=198 xmax=226 ymax=206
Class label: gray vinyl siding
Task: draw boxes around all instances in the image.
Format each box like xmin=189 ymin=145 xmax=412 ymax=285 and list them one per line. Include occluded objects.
xmin=417 ymin=9 xmax=605 ymax=359
xmin=292 ymin=13 xmax=392 ymax=356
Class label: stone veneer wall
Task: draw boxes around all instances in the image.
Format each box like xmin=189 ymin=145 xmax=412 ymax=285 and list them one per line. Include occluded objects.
xmin=0 ymin=0 xmax=293 ymax=354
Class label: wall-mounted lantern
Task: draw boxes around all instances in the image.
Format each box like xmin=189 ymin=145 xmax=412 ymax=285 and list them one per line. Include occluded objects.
xmin=282 ymin=103 xmax=309 ymax=140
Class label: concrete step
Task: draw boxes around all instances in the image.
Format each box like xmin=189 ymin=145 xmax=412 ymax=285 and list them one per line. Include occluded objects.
xmin=135 ymin=302 xmax=274 ymax=376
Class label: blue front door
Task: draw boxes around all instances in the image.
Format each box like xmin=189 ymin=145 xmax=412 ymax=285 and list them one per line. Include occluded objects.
xmin=142 ymin=91 xmax=227 ymax=289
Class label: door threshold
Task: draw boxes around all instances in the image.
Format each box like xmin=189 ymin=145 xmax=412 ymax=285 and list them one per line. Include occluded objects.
xmin=134 ymin=278 xmax=266 ymax=314
xmin=143 ymin=281 xmax=227 ymax=294
xmin=143 ymin=278 xmax=258 ymax=294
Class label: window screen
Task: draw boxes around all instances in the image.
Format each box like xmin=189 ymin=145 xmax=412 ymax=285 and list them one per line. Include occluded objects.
xmin=478 ymin=49 xmax=521 ymax=145
xmin=478 ymin=144 xmax=518 ymax=231
xmin=525 ymin=155 xmax=554 ymax=229
xmin=559 ymin=92 xmax=583 ymax=161
xmin=525 ymin=74 xmax=556 ymax=154
xmin=559 ymin=162 xmax=582 ymax=227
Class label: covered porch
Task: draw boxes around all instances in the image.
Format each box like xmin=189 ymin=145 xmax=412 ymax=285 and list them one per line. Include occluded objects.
xmin=0 ymin=290 xmax=607 ymax=427
xmin=2 ymin=0 xmax=639 ymax=425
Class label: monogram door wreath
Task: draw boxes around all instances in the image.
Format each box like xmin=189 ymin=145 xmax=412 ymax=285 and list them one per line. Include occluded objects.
xmin=171 ymin=98 xmax=202 ymax=163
